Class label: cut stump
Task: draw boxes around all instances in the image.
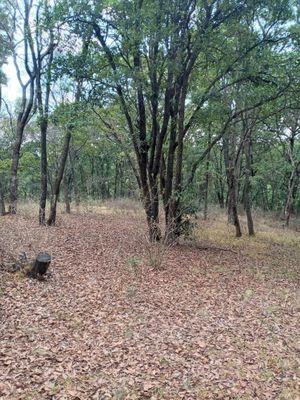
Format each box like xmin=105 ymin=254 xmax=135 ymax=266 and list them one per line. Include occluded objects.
xmin=28 ymin=252 xmax=51 ymax=278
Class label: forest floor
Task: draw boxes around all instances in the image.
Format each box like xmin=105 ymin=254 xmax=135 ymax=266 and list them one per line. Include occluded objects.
xmin=0 ymin=202 xmax=299 ymax=400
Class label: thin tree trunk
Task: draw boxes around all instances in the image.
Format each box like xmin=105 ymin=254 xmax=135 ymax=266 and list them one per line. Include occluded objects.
xmin=217 ymin=190 xmax=225 ymax=208
xmin=164 ymin=119 xmax=178 ymax=241
xmin=9 ymin=122 xmax=26 ymax=214
xmin=223 ymin=135 xmax=242 ymax=237
xmin=63 ymin=172 xmax=71 ymax=214
xmin=244 ymin=134 xmax=255 ymax=236
xmin=9 ymin=1 xmax=37 ymax=214
xmin=164 ymin=86 xmax=181 ymax=241
xmin=280 ymin=130 xmax=300 ymax=226
xmin=203 ymin=131 xmax=211 ymax=220
xmin=0 ymin=179 xmax=6 ymax=216
xmin=37 ymin=54 xmax=53 ymax=225
xmin=148 ymin=177 xmax=161 ymax=241
xmin=227 ymin=169 xmax=242 ymax=237
xmin=114 ymin=161 xmax=118 ymax=199
xmin=47 ymin=130 xmax=71 ymax=226
xmin=282 ymin=163 xmax=300 ymax=226
xmin=213 ymin=148 xmax=225 ymax=209
xmin=39 ymin=120 xmax=48 ymax=224
xmin=223 ymin=136 xmax=234 ymax=224
xmin=69 ymin=145 xmax=80 ymax=206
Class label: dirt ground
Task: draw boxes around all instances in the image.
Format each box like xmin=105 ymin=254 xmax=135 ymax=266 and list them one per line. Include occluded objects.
xmin=0 ymin=204 xmax=299 ymax=399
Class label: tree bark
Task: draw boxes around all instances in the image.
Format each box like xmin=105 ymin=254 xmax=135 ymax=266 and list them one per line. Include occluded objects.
xmin=164 ymin=82 xmax=181 ymax=242
xmin=39 ymin=119 xmax=48 ymax=224
xmin=243 ymin=133 xmax=255 ymax=236
xmin=63 ymin=170 xmax=71 ymax=214
xmin=47 ymin=130 xmax=71 ymax=225
xmin=69 ymin=145 xmax=80 ymax=206
xmin=38 ymin=48 xmax=53 ymax=225
xmin=203 ymin=131 xmax=211 ymax=220
xmin=9 ymin=122 xmax=27 ymax=214
xmin=28 ymin=252 xmax=51 ymax=278
xmin=212 ymin=147 xmax=225 ymax=208
xmin=217 ymin=190 xmax=225 ymax=208
xmin=223 ymin=134 xmax=242 ymax=237
xmin=9 ymin=0 xmax=36 ymax=214
xmin=0 ymin=178 xmax=6 ymax=216
xmin=113 ymin=161 xmax=118 ymax=199
xmin=281 ymin=163 xmax=300 ymax=226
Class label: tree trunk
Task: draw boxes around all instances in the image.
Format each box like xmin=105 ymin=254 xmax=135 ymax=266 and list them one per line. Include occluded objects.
xmin=203 ymin=132 xmax=211 ymax=220
xmin=9 ymin=122 xmax=25 ymax=214
xmin=47 ymin=130 xmax=71 ymax=226
xmin=243 ymin=134 xmax=255 ymax=236
xmin=164 ymin=80 xmax=185 ymax=242
xmin=228 ymin=169 xmax=242 ymax=237
xmin=0 ymin=178 xmax=6 ymax=216
xmin=223 ymin=136 xmax=234 ymax=224
xmin=69 ymin=146 xmax=80 ymax=206
xmin=8 ymin=2 xmax=36 ymax=215
xmin=217 ymin=190 xmax=225 ymax=208
xmin=37 ymin=67 xmax=53 ymax=225
xmin=148 ymin=177 xmax=161 ymax=241
xmin=213 ymin=148 xmax=225 ymax=208
xmin=223 ymin=135 xmax=242 ymax=237
xmin=114 ymin=161 xmax=118 ymax=199
xmin=39 ymin=120 xmax=48 ymax=224
xmin=281 ymin=163 xmax=300 ymax=226
xmin=63 ymin=172 xmax=71 ymax=214
xmin=28 ymin=252 xmax=51 ymax=278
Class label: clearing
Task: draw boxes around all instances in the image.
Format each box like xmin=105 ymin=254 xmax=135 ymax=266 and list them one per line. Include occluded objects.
xmin=0 ymin=204 xmax=299 ymax=400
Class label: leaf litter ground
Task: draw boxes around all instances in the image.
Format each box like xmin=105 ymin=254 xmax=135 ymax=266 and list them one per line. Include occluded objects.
xmin=0 ymin=207 xmax=299 ymax=399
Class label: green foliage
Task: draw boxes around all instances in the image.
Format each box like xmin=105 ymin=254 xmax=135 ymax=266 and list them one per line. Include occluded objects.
xmin=0 ymin=1 xmax=11 ymax=85
xmin=1 ymin=0 xmax=299 ymax=232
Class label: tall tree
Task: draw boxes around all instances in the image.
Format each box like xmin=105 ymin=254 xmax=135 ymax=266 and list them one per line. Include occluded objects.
xmin=32 ymin=2 xmax=57 ymax=224
xmin=0 ymin=1 xmax=11 ymax=112
xmin=0 ymin=2 xmax=11 ymax=215
xmin=242 ymin=114 xmax=255 ymax=236
xmin=7 ymin=0 xmax=36 ymax=213
xmin=279 ymin=112 xmax=300 ymax=226
xmin=47 ymin=37 xmax=90 ymax=225
xmin=65 ymin=0 xmax=292 ymax=240
xmin=3 ymin=0 xmax=56 ymax=215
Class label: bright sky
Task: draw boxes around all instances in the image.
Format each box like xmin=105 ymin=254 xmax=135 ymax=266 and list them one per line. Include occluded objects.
xmin=2 ymin=57 xmax=21 ymax=103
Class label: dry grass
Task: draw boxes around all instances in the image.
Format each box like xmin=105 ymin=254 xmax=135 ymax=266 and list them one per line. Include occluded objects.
xmin=77 ymin=198 xmax=143 ymax=217
xmin=16 ymin=198 xmax=143 ymax=218
xmin=197 ymin=211 xmax=300 ymax=252
xmin=196 ymin=208 xmax=300 ymax=284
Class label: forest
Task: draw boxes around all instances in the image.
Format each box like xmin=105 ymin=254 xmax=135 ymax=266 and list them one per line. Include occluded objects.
xmin=0 ymin=0 xmax=300 ymax=399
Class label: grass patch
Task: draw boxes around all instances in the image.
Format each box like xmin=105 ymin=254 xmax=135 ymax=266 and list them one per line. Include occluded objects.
xmin=196 ymin=211 xmax=300 ymax=283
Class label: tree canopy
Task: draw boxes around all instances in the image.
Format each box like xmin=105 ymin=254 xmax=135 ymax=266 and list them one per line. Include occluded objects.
xmin=0 ymin=0 xmax=299 ymax=237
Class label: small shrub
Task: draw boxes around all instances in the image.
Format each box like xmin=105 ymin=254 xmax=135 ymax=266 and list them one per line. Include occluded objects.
xmin=125 ymin=256 xmax=142 ymax=276
xmin=144 ymin=240 xmax=168 ymax=270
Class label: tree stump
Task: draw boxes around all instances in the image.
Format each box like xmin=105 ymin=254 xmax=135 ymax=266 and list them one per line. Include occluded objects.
xmin=28 ymin=252 xmax=51 ymax=278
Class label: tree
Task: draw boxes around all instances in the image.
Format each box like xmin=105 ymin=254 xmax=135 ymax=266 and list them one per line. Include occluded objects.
xmin=6 ymin=0 xmax=37 ymax=213
xmin=1 ymin=0 xmax=298 ymax=238
xmin=47 ymin=35 xmax=91 ymax=225
xmin=3 ymin=0 xmax=57 ymax=215
xmin=0 ymin=1 xmax=12 ymax=215
xmin=33 ymin=2 xmax=57 ymax=224
xmin=276 ymin=111 xmax=300 ymax=226
xmin=65 ymin=0 xmax=292 ymax=241
xmin=0 ymin=1 xmax=11 ymax=112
